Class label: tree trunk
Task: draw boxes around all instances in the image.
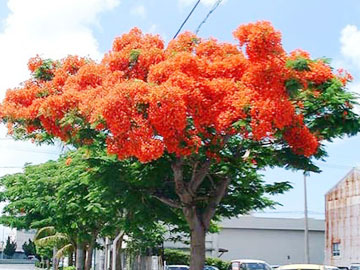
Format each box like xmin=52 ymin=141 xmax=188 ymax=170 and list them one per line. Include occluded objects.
xmin=170 ymin=159 xmax=230 ymax=270
xmin=116 ymin=235 xmax=124 ymax=270
xmin=112 ymin=232 xmax=123 ymax=270
xmin=69 ymin=252 xmax=74 ymax=266
xmin=189 ymin=218 xmax=206 ymax=270
xmin=76 ymin=242 xmax=85 ymax=270
xmin=85 ymin=240 xmax=95 ymax=270
xmin=53 ymin=246 xmax=59 ymax=270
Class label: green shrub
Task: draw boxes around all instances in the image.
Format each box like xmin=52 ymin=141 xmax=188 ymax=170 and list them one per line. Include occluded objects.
xmin=63 ymin=267 xmax=76 ymax=270
xmin=164 ymin=249 xmax=190 ymax=265
xmin=164 ymin=249 xmax=230 ymax=270
xmin=35 ymin=261 xmax=46 ymax=268
xmin=205 ymin=256 xmax=230 ymax=270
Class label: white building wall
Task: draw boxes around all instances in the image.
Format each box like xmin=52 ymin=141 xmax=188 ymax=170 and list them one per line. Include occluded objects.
xmin=218 ymin=227 xmax=324 ymax=264
xmin=14 ymin=229 xmax=36 ymax=252
xmin=164 ymin=216 xmax=325 ymax=265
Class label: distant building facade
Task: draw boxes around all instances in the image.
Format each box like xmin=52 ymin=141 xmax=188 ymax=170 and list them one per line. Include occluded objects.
xmin=13 ymin=229 xmax=36 ymax=252
xmin=325 ymin=168 xmax=360 ymax=267
xmin=165 ymin=216 xmax=325 ymax=265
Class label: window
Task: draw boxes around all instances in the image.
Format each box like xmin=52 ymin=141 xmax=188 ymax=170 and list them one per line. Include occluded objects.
xmin=332 ymin=242 xmax=340 ymax=256
xmin=240 ymin=263 xmax=272 ymax=270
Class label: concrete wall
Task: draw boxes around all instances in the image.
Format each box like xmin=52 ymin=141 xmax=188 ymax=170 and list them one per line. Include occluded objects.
xmin=218 ymin=227 xmax=324 ymax=264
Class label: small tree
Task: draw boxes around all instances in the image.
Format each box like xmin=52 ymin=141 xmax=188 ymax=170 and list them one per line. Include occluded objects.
xmin=23 ymin=239 xmax=36 ymax=257
xmin=3 ymin=236 xmax=16 ymax=257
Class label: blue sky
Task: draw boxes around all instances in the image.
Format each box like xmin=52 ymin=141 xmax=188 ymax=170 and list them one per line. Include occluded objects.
xmin=1 ymin=0 xmax=360 ymax=238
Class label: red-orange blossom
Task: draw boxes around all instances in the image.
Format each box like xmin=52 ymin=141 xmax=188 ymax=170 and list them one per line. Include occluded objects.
xmin=0 ymin=21 xmax=351 ymax=162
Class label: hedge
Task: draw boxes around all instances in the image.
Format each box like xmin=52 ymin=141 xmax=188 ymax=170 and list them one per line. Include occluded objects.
xmin=164 ymin=249 xmax=230 ymax=270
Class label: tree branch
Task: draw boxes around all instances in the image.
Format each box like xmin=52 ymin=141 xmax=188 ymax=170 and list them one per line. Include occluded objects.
xmin=153 ymin=195 xmax=182 ymax=209
xmin=203 ymin=177 xmax=231 ymax=227
xmin=189 ymin=159 xmax=211 ymax=194
xmin=172 ymin=157 xmax=193 ymax=204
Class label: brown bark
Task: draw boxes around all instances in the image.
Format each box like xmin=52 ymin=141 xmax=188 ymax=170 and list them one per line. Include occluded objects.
xmin=190 ymin=223 xmax=206 ymax=270
xmin=183 ymin=206 xmax=207 ymax=270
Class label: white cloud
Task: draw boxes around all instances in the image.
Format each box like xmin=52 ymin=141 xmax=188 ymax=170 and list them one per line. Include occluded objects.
xmin=178 ymin=0 xmax=224 ymax=7
xmin=0 ymin=0 xmax=120 ymax=99
xmin=0 ymin=0 xmax=120 ymax=177
xmin=340 ymin=25 xmax=360 ymax=71
xmin=131 ymin=4 xmax=146 ymax=19
xmin=339 ymin=24 xmax=360 ymax=108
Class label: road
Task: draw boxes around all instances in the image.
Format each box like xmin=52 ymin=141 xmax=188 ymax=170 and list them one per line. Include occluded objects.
xmin=0 ymin=265 xmax=35 ymax=270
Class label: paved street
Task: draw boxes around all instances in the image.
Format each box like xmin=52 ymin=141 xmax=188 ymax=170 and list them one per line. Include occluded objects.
xmin=0 ymin=265 xmax=35 ymax=270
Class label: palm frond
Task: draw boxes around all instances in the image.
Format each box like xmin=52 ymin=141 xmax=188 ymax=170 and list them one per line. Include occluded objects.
xmin=55 ymin=243 xmax=74 ymax=259
xmin=35 ymin=233 xmax=68 ymax=247
xmin=34 ymin=226 xmax=56 ymax=241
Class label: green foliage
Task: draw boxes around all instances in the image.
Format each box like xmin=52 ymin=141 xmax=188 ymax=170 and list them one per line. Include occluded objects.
xmin=63 ymin=267 xmax=76 ymax=270
xmin=164 ymin=249 xmax=229 ymax=270
xmin=0 ymin=148 xmax=180 ymax=257
xmin=34 ymin=59 xmax=54 ymax=81
xmin=22 ymin=239 xmax=36 ymax=257
xmin=164 ymin=249 xmax=190 ymax=265
xmin=285 ymin=78 xmax=302 ymax=98
xmin=35 ymin=245 xmax=53 ymax=262
xmin=129 ymin=49 xmax=141 ymax=66
xmin=3 ymin=236 xmax=16 ymax=257
xmin=205 ymin=257 xmax=231 ymax=270
xmin=286 ymin=57 xmax=310 ymax=71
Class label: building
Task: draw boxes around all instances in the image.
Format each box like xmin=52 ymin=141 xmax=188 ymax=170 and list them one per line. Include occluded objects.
xmin=325 ymin=168 xmax=360 ymax=267
xmin=165 ymin=215 xmax=325 ymax=265
xmin=12 ymin=229 xmax=36 ymax=252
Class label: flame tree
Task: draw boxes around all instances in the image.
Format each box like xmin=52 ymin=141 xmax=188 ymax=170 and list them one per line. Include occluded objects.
xmin=1 ymin=21 xmax=359 ymax=270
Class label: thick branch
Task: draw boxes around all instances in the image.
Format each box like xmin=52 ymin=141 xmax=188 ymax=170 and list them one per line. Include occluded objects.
xmin=153 ymin=195 xmax=181 ymax=209
xmin=189 ymin=159 xmax=211 ymax=194
xmin=203 ymin=177 xmax=231 ymax=227
xmin=171 ymin=158 xmax=184 ymax=192
xmin=172 ymin=158 xmax=193 ymax=204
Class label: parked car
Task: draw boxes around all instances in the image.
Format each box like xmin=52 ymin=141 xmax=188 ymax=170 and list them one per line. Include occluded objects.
xmin=277 ymin=264 xmax=340 ymax=270
xmin=204 ymin=266 xmax=220 ymax=270
xmin=350 ymin=264 xmax=360 ymax=270
xmin=228 ymin=259 xmax=272 ymax=270
xmin=166 ymin=265 xmax=190 ymax=270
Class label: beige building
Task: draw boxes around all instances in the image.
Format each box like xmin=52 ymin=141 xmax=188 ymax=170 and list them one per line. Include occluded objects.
xmin=165 ymin=216 xmax=325 ymax=265
xmin=325 ymin=168 xmax=360 ymax=267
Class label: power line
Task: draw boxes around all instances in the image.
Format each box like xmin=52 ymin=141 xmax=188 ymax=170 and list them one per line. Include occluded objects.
xmin=173 ymin=0 xmax=201 ymax=39
xmin=195 ymin=0 xmax=223 ymax=35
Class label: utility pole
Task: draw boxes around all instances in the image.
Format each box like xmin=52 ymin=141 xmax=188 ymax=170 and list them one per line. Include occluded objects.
xmin=304 ymin=172 xmax=310 ymax=263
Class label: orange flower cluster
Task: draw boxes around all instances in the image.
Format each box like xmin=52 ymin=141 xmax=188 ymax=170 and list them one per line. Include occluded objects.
xmin=0 ymin=21 xmax=349 ymax=162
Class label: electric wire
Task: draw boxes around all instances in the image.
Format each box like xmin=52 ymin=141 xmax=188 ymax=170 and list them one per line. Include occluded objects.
xmin=173 ymin=0 xmax=201 ymax=39
xmin=195 ymin=0 xmax=223 ymax=35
